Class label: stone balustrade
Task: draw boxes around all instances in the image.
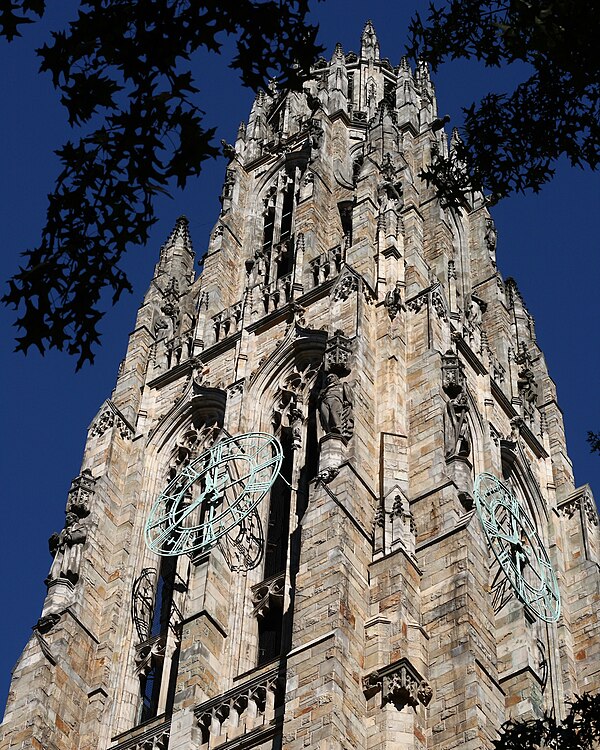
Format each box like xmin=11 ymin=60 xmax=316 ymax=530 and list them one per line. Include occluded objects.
xmin=260 ymin=273 xmax=293 ymax=315
xmin=212 ymin=301 xmax=243 ymax=343
xmin=111 ymin=718 xmax=170 ymax=750
xmin=194 ymin=667 xmax=283 ymax=748
xmin=308 ymin=245 xmax=343 ymax=289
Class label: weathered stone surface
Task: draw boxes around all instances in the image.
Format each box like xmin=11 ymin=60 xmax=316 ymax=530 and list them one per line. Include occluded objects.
xmin=2 ymin=22 xmax=598 ymax=750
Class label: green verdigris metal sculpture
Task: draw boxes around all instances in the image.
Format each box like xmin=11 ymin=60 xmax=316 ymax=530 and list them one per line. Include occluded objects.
xmin=145 ymin=432 xmax=283 ymax=557
xmin=474 ymin=473 xmax=560 ymax=623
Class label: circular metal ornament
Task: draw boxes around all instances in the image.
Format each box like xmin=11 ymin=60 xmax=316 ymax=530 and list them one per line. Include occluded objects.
xmin=474 ymin=473 xmax=560 ymax=623
xmin=145 ymin=432 xmax=283 ymax=557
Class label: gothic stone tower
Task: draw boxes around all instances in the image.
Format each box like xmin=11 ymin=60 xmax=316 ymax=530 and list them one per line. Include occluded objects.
xmin=2 ymin=22 xmax=599 ymax=750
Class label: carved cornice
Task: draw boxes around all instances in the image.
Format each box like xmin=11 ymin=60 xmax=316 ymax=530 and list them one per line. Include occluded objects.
xmin=89 ymin=399 xmax=134 ymax=440
xmin=251 ymin=572 xmax=285 ymax=618
xmin=558 ymin=485 xmax=598 ymax=526
xmin=111 ymin=718 xmax=170 ymax=750
xmin=363 ymin=657 xmax=433 ymax=710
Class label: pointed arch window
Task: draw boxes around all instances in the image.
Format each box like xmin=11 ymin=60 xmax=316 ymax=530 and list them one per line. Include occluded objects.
xmin=259 ymin=168 xmax=299 ymax=290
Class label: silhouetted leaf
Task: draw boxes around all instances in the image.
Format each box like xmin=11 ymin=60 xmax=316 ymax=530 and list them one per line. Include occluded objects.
xmin=2 ymin=0 xmax=323 ymax=365
xmin=408 ymin=0 xmax=600 ymax=208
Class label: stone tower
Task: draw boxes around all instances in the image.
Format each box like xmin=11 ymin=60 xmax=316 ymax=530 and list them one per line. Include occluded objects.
xmin=2 ymin=22 xmax=598 ymax=750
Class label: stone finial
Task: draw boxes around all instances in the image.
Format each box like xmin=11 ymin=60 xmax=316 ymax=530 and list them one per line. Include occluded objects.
xmin=331 ymin=42 xmax=344 ymax=63
xmin=153 ymin=214 xmax=196 ymax=286
xmin=416 ymin=59 xmax=432 ymax=88
xmin=328 ymin=42 xmax=349 ymax=111
xmin=396 ymin=57 xmax=419 ymax=111
xmin=160 ymin=215 xmax=193 ymax=260
xmin=399 ymin=56 xmax=410 ymax=73
xmin=450 ymin=127 xmax=463 ymax=150
xmin=360 ymin=19 xmax=380 ymax=61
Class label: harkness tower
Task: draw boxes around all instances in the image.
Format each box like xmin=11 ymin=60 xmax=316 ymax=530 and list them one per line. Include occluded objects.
xmin=2 ymin=21 xmax=598 ymax=750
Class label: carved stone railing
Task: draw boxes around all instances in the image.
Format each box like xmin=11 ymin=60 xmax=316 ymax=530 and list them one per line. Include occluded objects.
xmin=558 ymin=484 xmax=598 ymax=526
xmin=308 ymin=245 xmax=343 ymax=289
xmin=110 ymin=718 xmax=170 ymax=750
xmin=165 ymin=328 xmax=195 ymax=369
xmin=194 ymin=667 xmax=283 ymax=748
xmin=212 ymin=301 xmax=243 ymax=343
xmin=260 ymin=273 xmax=293 ymax=315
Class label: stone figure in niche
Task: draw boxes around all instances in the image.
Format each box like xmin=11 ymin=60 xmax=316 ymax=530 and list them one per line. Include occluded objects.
xmin=517 ymin=366 xmax=538 ymax=405
xmin=47 ymin=512 xmax=87 ymax=585
xmin=485 ymin=218 xmax=497 ymax=267
xmin=253 ymin=249 xmax=269 ymax=285
xmin=352 ymin=154 xmax=364 ymax=185
xmin=220 ymin=169 xmax=235 ymax=213
xmin=466 ymin=296 xmax=485 ymax=328
xmin=307 ymin=118 xmax=324 ymax=160
xmin=290 ymin=406 xmax=304 ymax=451
xmin=154 ymin=317 xmax=169 ymax=340
xmin=378 ymin=172 xmax=402 ymax=213
xmin=318 ymin=373 xmax=354 ymax=439
xmin=445 ymin=390 xmax=471 ymax=459
xmin=384 ymin=281 xmax=404 ymax=320
xmin=190 ymin=357 xmax=207 ymax=394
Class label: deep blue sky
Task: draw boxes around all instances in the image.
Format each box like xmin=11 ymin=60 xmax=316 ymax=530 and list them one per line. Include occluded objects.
xmin=1 ymin=1 xmax=598 ymax=710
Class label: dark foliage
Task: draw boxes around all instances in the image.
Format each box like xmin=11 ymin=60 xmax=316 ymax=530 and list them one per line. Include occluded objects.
xmin=1 ymin=0 xmax=322 ymax=367
xmin=587 ymin=432 xmax=600 ymax=456
xmin=493 ymin=693 xmax=600 ymax=750
xmin=408 ymin=0 xmax=600 ymax=208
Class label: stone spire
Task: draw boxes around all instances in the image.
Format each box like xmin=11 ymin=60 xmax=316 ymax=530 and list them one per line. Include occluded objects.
xmin=3 ymin=24 xmax=597 ymax=750
xmin=328 ymin=42 xmax=348 ymax=113
xmin=415 ymin=59 xmax=437 ymax=119
xmin=155 ymin=215 xmax=194 ymax=279
xmin=246 ymin=89 xmax=271 ymax=160
xmin=361 ymin=19 xmax=380 ymax=61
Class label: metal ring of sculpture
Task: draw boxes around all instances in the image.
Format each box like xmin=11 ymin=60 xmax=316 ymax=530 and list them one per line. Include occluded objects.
xmin=474 ymin=473 xmax=560 ymax=623
xmin=145 ymin=432 xmax=283 ymax=557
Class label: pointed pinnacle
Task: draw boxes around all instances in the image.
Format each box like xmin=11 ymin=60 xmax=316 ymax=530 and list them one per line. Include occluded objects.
xmin=361 ymin=19 xmax=380 ymax=60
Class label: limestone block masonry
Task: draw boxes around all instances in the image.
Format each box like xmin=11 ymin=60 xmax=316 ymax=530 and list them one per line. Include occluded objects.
xmin=2 ymin=21 xmax=598 ymax=750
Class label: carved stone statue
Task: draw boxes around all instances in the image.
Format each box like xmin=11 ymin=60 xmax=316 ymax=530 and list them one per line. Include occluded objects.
xmin=466 ymin=297 xmax=484 ymax=328
xmin=384 ymin=281 xmax=404 ymax=320
xmin=445 ymin=390 xmax=471 ymax=459
xmin=517 ymin=366 xmax=538 ymax=405
xmin=251 ymin=249 xmax=269 ymax=286
xmin=318 ymin=373 xmax=354 ymax=438
xmin=190 ymin=357 xmax=206 ymax=394
xmin=47 ymin=512 xmax=87 ymax=585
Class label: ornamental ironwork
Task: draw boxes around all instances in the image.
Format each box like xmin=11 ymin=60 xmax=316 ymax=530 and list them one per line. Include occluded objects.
xmin=145 ymin=433 xmax=283 ymax=557
xmin=474 ymin=473 xmax=560 ymax=623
